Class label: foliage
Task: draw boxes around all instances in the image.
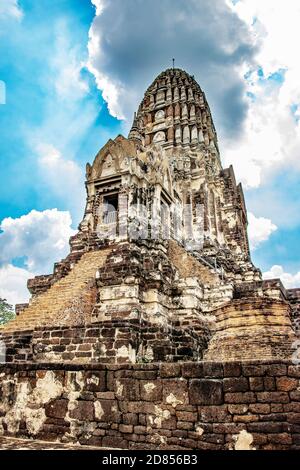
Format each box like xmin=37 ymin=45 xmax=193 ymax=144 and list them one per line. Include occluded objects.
xmin=0 ymin=298 xmax=15 ymax=325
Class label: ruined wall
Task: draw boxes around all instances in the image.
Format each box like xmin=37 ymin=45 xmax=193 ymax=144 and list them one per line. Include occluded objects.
xmin=0 ymin=361 xmax=299 ymax=450
xmin=2 ymin=319 xmax=209 ymax=365
xmin=205 ymin=298 xmax=297 ymax=361
xmin=288 ymin=289 xmax=300 ymax=337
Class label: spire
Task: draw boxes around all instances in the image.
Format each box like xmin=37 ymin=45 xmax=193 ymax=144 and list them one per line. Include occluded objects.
xmin=128 ymin=68 xmax=219 ymax=154
xmin=128 ymin=111 xmax=142 ymax=143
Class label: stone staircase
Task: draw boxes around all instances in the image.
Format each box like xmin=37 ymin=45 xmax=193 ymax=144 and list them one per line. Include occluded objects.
xmin=0 ymin=249 xmax=111 ymax=334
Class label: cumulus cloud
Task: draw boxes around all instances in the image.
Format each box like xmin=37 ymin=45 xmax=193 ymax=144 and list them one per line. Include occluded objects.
xmin=87 ymin=0 xmax=256 ymax=137
xmin=263 ymin=265 xmax=300 ymax=289
xmin=87 ymin=0 xmax=300 ymax=192
xmin=247 ymin=212 xmax=277 ymax=251
xmin=90 ymin=0 xmax=105 ymax=16
xmin=223 ymin=0 xmax=300 ymax=188
xmin=0 ymin=265 xmax=32 ymax=305
xmin=0 ymin=209 xmax=76 ymax=273
xmin=0 ymin=208 xmax=76 ymax=305
xmin=0 ymin=0 xmax=22 ymax=19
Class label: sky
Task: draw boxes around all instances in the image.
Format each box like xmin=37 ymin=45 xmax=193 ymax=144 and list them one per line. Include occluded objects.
xmin=0 ymin=0 xmax=300 ymax=304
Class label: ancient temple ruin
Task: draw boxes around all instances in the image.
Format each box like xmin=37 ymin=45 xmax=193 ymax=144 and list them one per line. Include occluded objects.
xmin=0 ymin=69 xmax=300 ymax=450
xmin=1 ymin=67 xmax=298 ymax=363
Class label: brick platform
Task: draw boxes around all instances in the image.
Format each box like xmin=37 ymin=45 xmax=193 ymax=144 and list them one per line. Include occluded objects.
xmin=0 ymin=361 xmax=299 ymax=450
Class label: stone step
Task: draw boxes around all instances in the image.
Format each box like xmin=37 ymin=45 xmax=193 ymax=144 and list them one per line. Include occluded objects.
xmin=0 ymin=436 xmax=116 ymax=451
xmin=0 ymin=249 xmax=111 ymax=334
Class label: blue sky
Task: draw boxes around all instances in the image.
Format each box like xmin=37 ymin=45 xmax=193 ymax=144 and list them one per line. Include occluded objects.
xmin=1 ymin=0 xmax=300 ymax=303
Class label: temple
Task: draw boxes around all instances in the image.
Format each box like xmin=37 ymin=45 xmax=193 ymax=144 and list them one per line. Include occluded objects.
xmin=0 ymin=67 xmax=299 ymax=363
xmin=0 ymin=69 xmax=299 ymax=450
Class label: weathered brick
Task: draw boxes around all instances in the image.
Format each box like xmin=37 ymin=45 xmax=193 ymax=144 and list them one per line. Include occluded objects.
xmin=69 ymin=401 xmax=94 ymax=421
xmin=140 ymin=380 xmax=162 ymax=401
xmin=119 ymin=424 xmax=133 ymax=433
xmin=199 ymin=405 xmax=229 ymax=423
xmin=233 ymin=414 xmax=259 ymax=423
xmin=276 ymin=377 xmax=298 ymax=392
xmin=159 ymin=363 xmax=181 ymax=378
xmin=44 ymin=399 xmax=68 ymax=419
xmin=177 ymin=421 xmax=194 ymax=430
xmin=223 ymin=363 xmax=242 ymax=377
xmin=189 ymin=380 xmax=223 ymax=405
xmin=256 ymin=392 xmax=289 ymax=404
xmin=265 ymin=364 xmax=287 ymax=376
xmin=182 ymin=363 xmax=223 ymax=378
xmin=249 ymin=404 xmax=271 ymax=414
xmin=224 ymin=392 xmax=256 ymax=404
xmin=102 ymin=436 xmax=128 ymax=449
xmin=267 ymin=433 xmax=292 ymax=445
xmin=223 ymin=377 xmax=249 ymax=393
xmin=94 ymin=400 xmax=121 ymax=423
xmin=123 ymin=413 xmax=138 ymax=425
xmin=163 ymin=379 xmax=188 ymax=406
xmin=288 ymin=366 xmax=300 ymax=378
xmin=176 ymin=411 xmax=198 ymax=422
xmin=85 ymin=371 xmax=106 ymax=392
xmin=263 ymin=377 xmax=276 ymax=391
xmin=287 ymin=413 xmax=300 ymax=424
xmin=249 ymin=377 xmax=264 ymax=391
xmin=247 ymin=422 xmax=283 ymax=433
xmin=242 ymin=365 xmax=266 ymax=377
xmin=116 ymin=378 xmax=140 ymax=401
xmin=228 ymin=404 xmax=248 ymax=415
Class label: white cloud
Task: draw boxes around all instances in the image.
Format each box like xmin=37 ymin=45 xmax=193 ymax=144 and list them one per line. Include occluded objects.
xmin=0 ymin=208 xmax=76 ymax=305
xmin=223 ymin=0 xmax=300 ymax=188
xmin=0 ymin=265 xmax=32 ymax=305
xmin=263 ymin=265 xmax=300 ymax=289
xmin=36 ymin=143 xmax=84 ymax=207
xmin=87 ymin=0 xmax=256 ymax=132
xmin=86 ymin=0 xmax=300 ymax=192
xmin=0 ymin=0 xmax=22 ymax=19
xmin=51 ymin=21 xmax=89 ymax=99
xmin=0 ymin=209 xmax=76 ymax=273
xmin=30 ymin=142 xmax=86 ymax=221
xmin=90 ymin=0 xmax=105 ymax=16
xmin=247 ymin=212 xmax=277 ymax=250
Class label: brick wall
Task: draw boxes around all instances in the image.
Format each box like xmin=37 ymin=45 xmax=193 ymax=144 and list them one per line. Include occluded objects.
xmin=0 ymin=319 xmax=209 ymax=364
xmin=0 ymin=361 xmax=299 ymax=450
xmin=288 ymin=289 xmax=300 ymax=337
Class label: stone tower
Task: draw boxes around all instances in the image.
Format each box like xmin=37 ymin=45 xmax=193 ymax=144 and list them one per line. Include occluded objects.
xmin=0 ymin=68 xmax=299 ymax=364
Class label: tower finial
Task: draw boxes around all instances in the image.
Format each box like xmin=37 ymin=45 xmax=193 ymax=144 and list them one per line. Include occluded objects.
xmin=172 ymin=58 xmax=175 ymax=69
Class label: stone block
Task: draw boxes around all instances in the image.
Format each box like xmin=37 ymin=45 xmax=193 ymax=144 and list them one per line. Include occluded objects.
xmin=163 ymin=379 xmax=188 ymax=407
xmin=45 ymin=399 xmax=68 ymax=419
xmin=199 ymin=405 xmax=229 ymax=423
xmin=69 ymin=401 xmax=95 ymax=421
xmin=276 ymin=377 xmax=298 ymax=392
xmin=140 ymin=380 xmax=162 ymax=401
xmin=175 ymin=411 xmax=198 ymax=422
xmin=182 ymin=363 xmax=223 ymax=378
xmin=85 ymin=371 xmax=106 ymax=392
xmin=223 ymin=377 xmax=249 ymax=393
xmin=119 ymin=424 xmax=133 ymax=433
xmin=256 ymin=392 xmax=289 ymax=404
xmin=224 ymin=392 xmax=256 ymax=404
xmin=288 ymin=366 xmax=300 ymax=378
xmin=94 ymin=400 xmax=121 ymax=423
xmin=189 ymin=379 xmax=223 ymax=405
xmin=228 ymin=404 xmax=248 ymax=415
xmin=248 ymin=404 xmax=271 ymax=414
xmin=249 ymin=377 xmax=264 ymax=391
xmin=159 ymin=363 xmax=181 ymax=378
xmin=223 ymin=363 xmax=242 ymax=377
